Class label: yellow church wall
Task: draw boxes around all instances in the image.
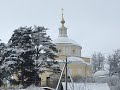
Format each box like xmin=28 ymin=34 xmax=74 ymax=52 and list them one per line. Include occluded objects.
xmin=55 ymin=53 xmax=92 ymax=78
xmin=57 ymin=55 xmax=66 ymax=60
xmin=59 ymin=62 xmax=92 ymax=77
xmin=54 ymin=45 xmax=92 ymax=77
xmin=81 ymin=57 xmax=91 ymax=63
xmin=38 ymin=61 xmax=92 ymax=86
xmin=55 ymin=45 xmax=82 ymax=58
xmin=56 ymin=45 xmax=64 ymax=55
xmin=39 ymin=70 xmax=52 ymax=86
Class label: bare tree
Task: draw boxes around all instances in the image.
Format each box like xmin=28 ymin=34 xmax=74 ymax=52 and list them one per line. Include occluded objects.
xmin=108 ymin=49 xmax=120 ymax=77
xmin=91 ymin=52 xmax=105 ymax=73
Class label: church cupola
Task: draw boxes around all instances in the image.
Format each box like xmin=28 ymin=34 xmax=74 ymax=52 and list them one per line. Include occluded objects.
xmin=53 ymin=9 xmax=82 ymax=58
xmin=59 ymin=9 xmax=68 ymax=37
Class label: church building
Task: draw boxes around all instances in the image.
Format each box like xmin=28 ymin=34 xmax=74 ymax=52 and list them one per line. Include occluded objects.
xmin=52 ymin=11 xmax=92 ymax=77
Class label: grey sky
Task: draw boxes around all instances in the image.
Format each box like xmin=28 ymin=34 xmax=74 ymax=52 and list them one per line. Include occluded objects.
xmin=0 ymin=0 xmax=120 ymax=57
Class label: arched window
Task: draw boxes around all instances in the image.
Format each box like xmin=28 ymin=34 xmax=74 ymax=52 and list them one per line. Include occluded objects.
xmin=59 ymin=49 xmax=61 ymax=52
xmin=72 ymin=50 xmax=75 ymax=53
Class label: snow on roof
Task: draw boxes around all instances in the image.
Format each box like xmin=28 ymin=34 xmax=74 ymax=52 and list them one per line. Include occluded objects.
xmin=62 ymin=82 xmax=110 ymax=90
xmin=94 ymin=70 xmax=109 ymax=77
xmin=56 ymin=57 xmax=90 ymax=65
xmin=52 ymin=37 xmax=80 ymax=46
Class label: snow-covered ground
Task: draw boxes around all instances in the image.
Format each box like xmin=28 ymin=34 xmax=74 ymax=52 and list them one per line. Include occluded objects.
xmin=0 ymin=85 xmax=57 ymax=90
xmin=62 ymin=82 xmax=110 ymax=90
xmin=0 ymin=85 xmax=45 ymax=90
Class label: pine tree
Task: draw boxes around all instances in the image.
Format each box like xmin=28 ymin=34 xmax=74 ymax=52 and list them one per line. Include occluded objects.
xmin=32 ymin=26 xmax=58 ymax=71
xmin=0 ymin=40 xmax=6 ymax=65
xmin=0 ymin=48 xmax=23 ymax=83
xmin=0 ymin=40 xmax=6 ymax=86
xmin=8 ymin=27 xmax=37 ymax=86
xmin=1 ymin=26 xmax=58 ymax=87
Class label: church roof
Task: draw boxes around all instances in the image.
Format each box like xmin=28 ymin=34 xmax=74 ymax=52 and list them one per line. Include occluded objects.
xmin=55 ymin=56 xmax=90 ymax=65
xmin=52 ymin=37 xmax=80 ymax=46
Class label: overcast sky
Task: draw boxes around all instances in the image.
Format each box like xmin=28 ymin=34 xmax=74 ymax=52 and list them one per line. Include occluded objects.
xmin=0 ymin=0 xmax=120 ymax=57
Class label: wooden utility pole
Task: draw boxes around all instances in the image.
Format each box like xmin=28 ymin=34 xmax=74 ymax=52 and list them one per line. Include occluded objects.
xmin=65 ymin=56 xmax=68 ymax=90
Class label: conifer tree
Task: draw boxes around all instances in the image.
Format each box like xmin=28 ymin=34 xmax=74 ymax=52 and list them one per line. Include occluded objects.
xmin=0 ymin=26 xmax=58 ymax=87
xmin=0 ymin=40 xmax=6 ymax=86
